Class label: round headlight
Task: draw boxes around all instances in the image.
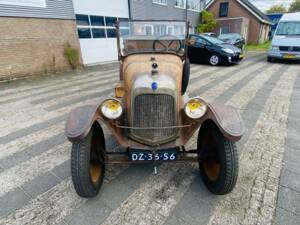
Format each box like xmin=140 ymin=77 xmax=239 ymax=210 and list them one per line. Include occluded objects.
xmin=100 ymin=99 xmax=123 ymax=119
xmin=184 ymin=98 xmax=207 ymax=119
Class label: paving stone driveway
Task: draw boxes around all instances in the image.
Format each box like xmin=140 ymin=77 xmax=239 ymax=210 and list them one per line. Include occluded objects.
xmin=0 ymin=52 xmax=299 ymax=225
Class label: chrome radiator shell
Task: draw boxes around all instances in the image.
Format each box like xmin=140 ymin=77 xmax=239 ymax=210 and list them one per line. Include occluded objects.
xmin=129 ymin=74 xmax=178 ymax=145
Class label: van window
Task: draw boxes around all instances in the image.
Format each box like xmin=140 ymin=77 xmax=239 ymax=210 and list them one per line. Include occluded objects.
xmin=276 ymin=22 xmax=300 ymax=35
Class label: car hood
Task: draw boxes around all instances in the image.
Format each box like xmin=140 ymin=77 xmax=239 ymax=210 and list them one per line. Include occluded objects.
xmin=220 ymin=38 xmax=235 ymax=44
xmin=272 ymin=36 xmax=300 ymax=47
xmin=218 ymin=44 xmax=241 ymax=53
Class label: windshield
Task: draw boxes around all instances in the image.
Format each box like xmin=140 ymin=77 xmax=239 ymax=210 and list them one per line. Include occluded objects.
xmin=276 ymin=22 xmax=300 ymax=35
xmin=202 ymin=35 xmax=224 ymax=44
xmin=118 ymin=21 xmax=187 ymax=56
xmin=219 ymin=33 xmax=239 ymax=40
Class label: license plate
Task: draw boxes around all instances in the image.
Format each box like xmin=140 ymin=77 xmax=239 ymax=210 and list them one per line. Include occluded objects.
xmin=283 ymin=54 xmax=296 ymax=59
xmin=129 ymin=149 xmax=177 ymax=161
xmin=239 ymin=54 xmax=244 ymax=58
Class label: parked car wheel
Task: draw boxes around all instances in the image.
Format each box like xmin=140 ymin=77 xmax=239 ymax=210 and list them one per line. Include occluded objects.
xmin=209 ymin=54 xmax=221 ymax=66
xmin=267 ymin=57 xmax=275 ymax=63
xmin=71 ymin=127 xmax=105 ymax=198
xmin=198 ymin=121 xmax=238 ymax=195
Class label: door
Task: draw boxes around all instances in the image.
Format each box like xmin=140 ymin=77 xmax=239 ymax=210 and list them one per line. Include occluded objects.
xmin=188 ymin=36 xmax=209 ymax=62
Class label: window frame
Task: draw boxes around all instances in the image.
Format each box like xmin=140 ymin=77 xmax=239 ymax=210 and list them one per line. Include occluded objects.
xmin=174 ymin=0 xmax=185 ymax=9
xmin=152 ymin=0 xmax=168 ymax=6
xmin=219 ymin=2 xmax=229 ymax=17
xmin=187 ymin=0 xmax=201 ymax=12
xmin=75 ymin=14 xmax=128 ymax=39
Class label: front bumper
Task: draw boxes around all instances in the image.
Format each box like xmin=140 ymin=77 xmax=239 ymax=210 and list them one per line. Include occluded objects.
xmin=228 ymin=53 xmax=244 ymax=63
xmin=268 ymin=50 xmax=300 ymax=60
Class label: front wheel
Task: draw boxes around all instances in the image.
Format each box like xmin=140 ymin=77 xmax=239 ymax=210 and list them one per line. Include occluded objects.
xmin=267 ymin=56 xmax=275 ymax=62
xmin=209 ymin=54 xmax=221 ymax=66
xmin=198 ymin=122 xmax=238 ymax=195
xmin=71 ymin=127 xmax=105 ymax=198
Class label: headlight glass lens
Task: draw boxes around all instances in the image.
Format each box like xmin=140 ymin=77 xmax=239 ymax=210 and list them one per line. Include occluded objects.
xmin=185 ymin=98 xmax=207 ymax=119
xmin=222 ymin=48 xmax=234 ymax=54
xmin=100 ymin=99 xmax=123 ymax=119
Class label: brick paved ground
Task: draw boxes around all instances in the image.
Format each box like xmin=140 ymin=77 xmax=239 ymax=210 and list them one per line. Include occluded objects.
xmin=0 ymin=52 xmax=299 ymax=225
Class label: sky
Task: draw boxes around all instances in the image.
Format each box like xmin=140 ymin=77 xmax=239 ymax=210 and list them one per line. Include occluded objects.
xmin=249 ymin=0 xmax=293 ymax=12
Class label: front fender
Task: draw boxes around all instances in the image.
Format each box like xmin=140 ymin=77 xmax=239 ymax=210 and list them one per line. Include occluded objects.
xmin=206 ymin=103 xmax=245 ymax=142
xmin=65 ymin=104 xmax=101 ymax=142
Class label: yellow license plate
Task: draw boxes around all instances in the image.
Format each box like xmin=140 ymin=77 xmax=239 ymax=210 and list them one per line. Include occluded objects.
xmin=239 ymin=54 xmax=244 ymax=58
xmin=284 ymin=54 xmax=296 ymax=59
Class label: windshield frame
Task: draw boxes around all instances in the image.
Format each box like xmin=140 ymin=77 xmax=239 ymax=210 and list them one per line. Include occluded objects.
xmin=116 ymin=20 xmax=189 ymax=60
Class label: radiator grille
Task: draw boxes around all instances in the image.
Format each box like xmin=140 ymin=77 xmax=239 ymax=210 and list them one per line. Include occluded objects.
xmin=131 ymin=94 xmax=177 ymax=144
xmin=279 ymin=46 xmax=300 ymax=52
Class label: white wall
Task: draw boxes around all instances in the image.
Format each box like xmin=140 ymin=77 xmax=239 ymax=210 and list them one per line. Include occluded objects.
xmin=73 ymin=0 xmax=129 ymax=65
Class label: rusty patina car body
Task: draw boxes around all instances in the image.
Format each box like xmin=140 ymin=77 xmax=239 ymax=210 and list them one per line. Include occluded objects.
xmin=66 ymin=21 xmax=244 ymax=198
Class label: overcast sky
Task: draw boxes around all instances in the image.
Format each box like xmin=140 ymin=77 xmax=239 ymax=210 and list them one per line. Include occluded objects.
xmin=249 ymin=0 xmax=293 ymax=12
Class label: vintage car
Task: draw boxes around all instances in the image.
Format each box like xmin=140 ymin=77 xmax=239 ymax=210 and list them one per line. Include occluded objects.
xmin=65 ymin=21 xmax=245 ymax=198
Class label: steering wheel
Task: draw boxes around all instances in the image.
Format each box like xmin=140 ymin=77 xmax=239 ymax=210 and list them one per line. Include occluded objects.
xmin=152 ymin=35 xmax=182 ymax=53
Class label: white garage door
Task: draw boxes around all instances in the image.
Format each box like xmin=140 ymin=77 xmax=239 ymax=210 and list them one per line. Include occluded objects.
xmin=73 ymin=0 xmax=129 ymax=65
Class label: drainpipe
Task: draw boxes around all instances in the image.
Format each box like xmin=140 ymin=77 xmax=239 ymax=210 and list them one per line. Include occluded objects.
xmin=128 ymin=0 xmax=132 ymax=20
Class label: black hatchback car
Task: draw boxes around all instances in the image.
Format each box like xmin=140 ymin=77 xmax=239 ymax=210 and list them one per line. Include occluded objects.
xmin=188 ymin=34 xmax=244 ymax=66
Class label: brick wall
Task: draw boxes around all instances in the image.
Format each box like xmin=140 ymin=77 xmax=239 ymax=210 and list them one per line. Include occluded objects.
xmin=0 ymin=17 xmax=82 ymax=80
xmin=207 ymin=0 xmax=269 ymax=44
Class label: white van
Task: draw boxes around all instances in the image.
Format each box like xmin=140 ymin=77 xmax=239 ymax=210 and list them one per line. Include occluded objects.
xmin=268 ymin=12 xmax=300 ymax=62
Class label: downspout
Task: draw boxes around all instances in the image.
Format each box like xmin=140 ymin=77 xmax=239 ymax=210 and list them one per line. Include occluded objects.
xmin=128 ymin=0 xmax=132 ymax=20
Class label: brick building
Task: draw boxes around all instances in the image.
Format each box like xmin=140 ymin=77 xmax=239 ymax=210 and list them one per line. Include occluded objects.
xmin=206 ymin=0 xmax=272 ymax=44
xmin=0 ymin=0 xmax=81 ymax=80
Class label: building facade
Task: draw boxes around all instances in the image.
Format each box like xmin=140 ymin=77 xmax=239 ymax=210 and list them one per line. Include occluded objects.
xmin=0 ymin=0 xmax=205 ymax=79
xmin=0 ymin=0 xmax=81 ymax=80
xmin=73 ymin=0 xmax=129 ymax=65
xmin=129 ymin=0 xmax=205 ymax=32
xmin=206 ymin=0 xmax=272 ymax=44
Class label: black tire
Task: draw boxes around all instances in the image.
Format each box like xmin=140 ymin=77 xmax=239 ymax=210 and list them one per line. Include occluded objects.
xmin=182 ymin=58 xmax=190 ymax=95
xmin=71 ymin=126 xmax=105 ymax=198
xmin=209 ymin=53 xmax=221 ymax=66
xmin=267 ymin=57 xmax=275 ymax=62
xmin=198 ymin=121 xmax=238 ymax=195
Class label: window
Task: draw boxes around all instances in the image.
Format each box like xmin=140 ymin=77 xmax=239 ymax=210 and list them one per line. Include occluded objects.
xmin=75 ymin=14 xmax=128 ymax=39
xmin=106 ymin=28 xmax=116 ymax=38
xmin=90 ymin=16 xmax=105 ymax=26
xmin=77 ymin=28 xmax=92 ymax=39
xmin=142 ymin=25 xmax=154 ymax=35
xmin=220 ymin=25 xmax=230 ymax=34
xmin=105 ymin=17 xmax=117 ymax=27
xmin=92 ymin=28 xmax=106 ymax=38
xmin=187 ymin=0 xmax=201 ymax=11
xmin=118 ymin=18 xmax=129 ymax=22
xmin=195 ymin=37 xmax=207 ymax=45
xmin=219 ymin=2 xmax=229 ymax=17
xmin=276 ymin=22 xmax=300 ymax=35
xmin=175 ymin=0 xmax=185 ymax=8
xmin=76 ymin=14 xmax=90 ymax=26
xmin=153 ymin=0 xmax=167 ymax=5
xmin=154 ymin=24 xmax=167 ymax=35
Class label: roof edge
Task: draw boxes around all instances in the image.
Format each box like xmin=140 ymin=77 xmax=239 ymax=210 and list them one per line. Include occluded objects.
xmin=206 ymin=0 xmax=273 ymax=25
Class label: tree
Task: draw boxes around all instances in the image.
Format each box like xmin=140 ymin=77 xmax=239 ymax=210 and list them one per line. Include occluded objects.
xmin=266 ymin=4 xmax=287 ymax=13
xmin=197 ymin=10 xmax=218 ymax=33
xmin=289 ymin=0 xmax=300 ymax=12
